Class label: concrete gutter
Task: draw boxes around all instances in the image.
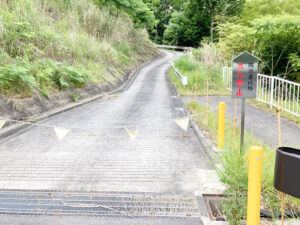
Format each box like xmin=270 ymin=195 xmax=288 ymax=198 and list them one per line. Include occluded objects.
xmin=168 ymin=62 xmax=221 ymax=165
xmin=167 ymin=70 xmax=229 ymax=225
xmin=167 ymin=75 xmax=221 ymax=167
xmin=0 ymin=53 xmax=164 ymax=140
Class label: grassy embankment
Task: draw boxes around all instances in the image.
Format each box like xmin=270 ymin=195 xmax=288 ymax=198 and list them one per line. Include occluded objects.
xmin=168 ymin=45 xmax=230 ymax=96
xmin=168 ymin=45 xmax=300 ymax=223
xmin=0 ymin=0 xmax=157 ymax=99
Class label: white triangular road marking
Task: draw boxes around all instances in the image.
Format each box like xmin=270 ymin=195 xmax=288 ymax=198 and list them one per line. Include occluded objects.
xmin=54 ymin=127 xmax=70 ymax=141
xmin=0 ymin=120 xmax=6 ymax=129
xmin=174 ymin=116 xmax=190 ymax=132
xmin=125 ymin=127 xmax=138 ymax=141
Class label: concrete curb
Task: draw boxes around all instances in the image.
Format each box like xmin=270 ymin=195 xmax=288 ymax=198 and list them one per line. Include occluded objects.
xmin=190 ymin=120 xmax=221 ymax=166
xmin=167 ymin=74 xmax=221 ymax=167
xmin=167 ymin=70 xmax=229 ymax=225
xmin=0 ymin=53 xmax=164 ymax=140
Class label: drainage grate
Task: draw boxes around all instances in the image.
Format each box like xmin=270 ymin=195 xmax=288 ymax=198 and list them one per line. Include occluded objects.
xmin=203 ymin=194 xmax=225 ymax=221
xmin=0 ymin=190 xmax=201 ymax=217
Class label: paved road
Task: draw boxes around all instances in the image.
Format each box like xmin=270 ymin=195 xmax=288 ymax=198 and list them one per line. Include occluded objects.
xmin=183 ymin=96 xmax=300 ymax=148
xmin=0 ymin=51 xmax=213 ymax=224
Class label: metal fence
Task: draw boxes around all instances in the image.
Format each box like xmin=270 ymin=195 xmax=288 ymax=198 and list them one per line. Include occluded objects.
xmin=223 ymin=67 xmax=300 ymax=117
xmin=222 ymin=67 xmax=233 ymax=90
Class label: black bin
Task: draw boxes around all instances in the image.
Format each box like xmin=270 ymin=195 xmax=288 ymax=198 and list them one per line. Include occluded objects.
xmin=274 ymin=147 xmax=300 ymax=199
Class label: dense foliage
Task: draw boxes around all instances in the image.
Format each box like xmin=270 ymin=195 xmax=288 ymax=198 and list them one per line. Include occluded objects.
xmin=94 ymin=0 xmax=156 ymax=28
xmin=143 ymin=0 xmax=186 ymax=44
xmin=218 ymin=0 xmax=300 ymax=79
xmin=143 ymin=0 xmax=300 ymax=80
xmin=147 ymin=0 xmax=245 ymax=46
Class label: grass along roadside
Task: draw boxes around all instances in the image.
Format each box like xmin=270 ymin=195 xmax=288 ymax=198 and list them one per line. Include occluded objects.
xmin=186 ymin=100 xmax=300 ymax=224
xmin=168 ymin=55 xmax=230 ymax=96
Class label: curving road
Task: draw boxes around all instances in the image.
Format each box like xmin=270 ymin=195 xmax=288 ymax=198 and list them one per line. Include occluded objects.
xmin=0 ymin=51 xmax=213 ymax=224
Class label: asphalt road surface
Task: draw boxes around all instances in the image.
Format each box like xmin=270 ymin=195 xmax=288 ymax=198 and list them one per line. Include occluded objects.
xmin=183 ymin=96 xmax=300 ymax=149
xmin=0 ymin=51 xmax=213 ymax=224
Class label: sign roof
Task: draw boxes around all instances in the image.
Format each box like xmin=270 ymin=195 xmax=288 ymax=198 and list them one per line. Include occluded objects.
xmin=232 ymin=51 xmax=261 ymax=62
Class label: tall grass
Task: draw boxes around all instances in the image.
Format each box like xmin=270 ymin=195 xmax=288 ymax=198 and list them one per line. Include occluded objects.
xmin=192 ymin=43 xmax=225 ymax=66
xmin=169 ymin=44 xmax=229 ymax=96
xmin=0 ymin=0 xmax=156 ymax=97
xmin=187 ymin=100 xmax=300 ymax=224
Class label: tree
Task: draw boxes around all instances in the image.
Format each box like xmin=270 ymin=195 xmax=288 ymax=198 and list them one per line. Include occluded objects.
xmin=163 ymin=0 xmax=244 ymax=46
xmin=218 ymin=15 xmax=300 ymax=79
xmin=94 ymin=0 xmax=156 ymax=29
xmin=143 ymin=0 xmax=173 ymax=43
xmin=163 ymin=7 xmax=210 ymax=47
xmin=143 ymin=0 xmax=186 ymax=44
xmin=202 ymin=0 xmax=245 ymax=42
xmin=253 ymin=15 xmax=300 ymax=77
xmin=240 ymin=0 xmax=300 ymax=25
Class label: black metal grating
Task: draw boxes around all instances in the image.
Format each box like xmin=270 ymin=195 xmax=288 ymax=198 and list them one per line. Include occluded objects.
xmin=0 ymin=190 xmax=201 ymax=217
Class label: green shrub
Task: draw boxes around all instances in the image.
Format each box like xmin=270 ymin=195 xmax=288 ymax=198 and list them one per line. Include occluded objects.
xmin=70 ymin=91 xmax=79 ymax=102
xmin=63 ymin=66 xmax=89 ymax=87
xmin=0 ymin=60 xmax=35 ymax=95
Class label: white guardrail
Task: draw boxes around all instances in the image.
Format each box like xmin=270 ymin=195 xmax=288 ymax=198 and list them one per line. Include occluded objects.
xmin=171 ymin=63 xmax=187 ymax=86
xmin=156 ymin=44 xmax=194 ymax=51
xmin=223 ymin=67 xmax=300 ymax=117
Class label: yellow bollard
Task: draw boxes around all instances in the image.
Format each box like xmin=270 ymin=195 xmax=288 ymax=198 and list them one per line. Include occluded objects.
xmin=217 ymin=102 xmax=226 ymax=149
xmin=247 ymin=146 xmax=263 ymax=225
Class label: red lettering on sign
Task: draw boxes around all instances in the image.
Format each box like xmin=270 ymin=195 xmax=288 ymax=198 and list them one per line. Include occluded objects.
xmin=238 ymin=62 xmax=244 ymax=69
xmin=236 ymin=72 xmax=244 ymax=78
xmin=236 ymin=89 xmax=244 ymax=96
xmin=236 ymin=79 xmax=243 ymax=87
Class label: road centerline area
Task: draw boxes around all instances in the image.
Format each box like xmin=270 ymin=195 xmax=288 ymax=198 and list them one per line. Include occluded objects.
xmin=0 ymin=51 xmax=213 ymax=224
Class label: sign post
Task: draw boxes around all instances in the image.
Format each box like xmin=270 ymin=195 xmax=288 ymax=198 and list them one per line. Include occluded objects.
xmin=232 ymin=51 xmax=259 ymax=152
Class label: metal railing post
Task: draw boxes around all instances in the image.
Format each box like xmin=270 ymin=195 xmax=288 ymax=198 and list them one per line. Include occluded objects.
xmin=270 ymin=76 xmax=274 ymax=109
xmin=222 ymin=67 xmax=225 ymax=84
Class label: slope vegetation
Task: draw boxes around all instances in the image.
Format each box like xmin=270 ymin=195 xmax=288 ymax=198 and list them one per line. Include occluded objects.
xmin=0 ymin=0 xmax=158 ymax=118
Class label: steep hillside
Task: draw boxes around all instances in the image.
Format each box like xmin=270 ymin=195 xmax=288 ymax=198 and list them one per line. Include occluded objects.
xmin=0 ymin=0 xmax=159 ymax=119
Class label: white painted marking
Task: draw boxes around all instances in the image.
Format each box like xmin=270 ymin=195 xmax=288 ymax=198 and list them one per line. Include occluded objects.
xmin=54 ymin=127 xmax=70 ymax=141
xmin=0 ymin=120 xmax=6 ymax=129
xmin=174 ymin=116 xmax=190 ymax=132
xmin=125 ymin=127 xmax=138 ymax=141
